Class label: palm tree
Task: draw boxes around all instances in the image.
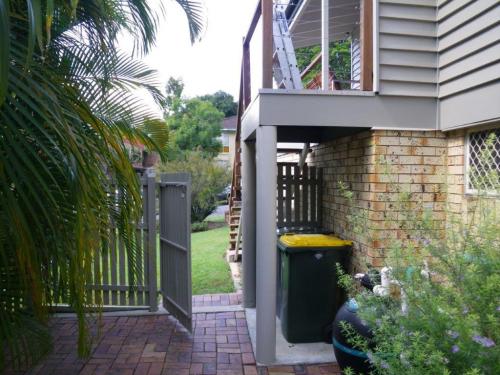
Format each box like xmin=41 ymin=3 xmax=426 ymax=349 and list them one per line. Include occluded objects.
xmin=0 ymin=0 xmax=203 ymax=369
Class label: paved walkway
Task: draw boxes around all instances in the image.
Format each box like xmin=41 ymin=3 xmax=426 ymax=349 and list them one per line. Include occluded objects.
xmin=12 ymin=294 xmax=340 ymax=375
xmin=192 ymin=293 xmax=243 ymax=308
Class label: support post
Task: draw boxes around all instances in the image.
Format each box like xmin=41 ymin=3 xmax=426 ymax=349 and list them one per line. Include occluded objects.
xmin=262 ymin=0 xmax=273 ymax=88
xmin=361 ymin=0 xmax=373 ymax=91
xmin=321 ymin=0 xmax=329 ymax=90
xmin=242 ymin=141 xmax=256 ymax=308
xmin=256 ymin=125 xmax=277 ymax=364
xmin=146 ymin=174 xmax=158 ymax=312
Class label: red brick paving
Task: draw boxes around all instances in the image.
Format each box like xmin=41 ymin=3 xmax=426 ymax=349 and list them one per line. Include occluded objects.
xmin=9 ymin=294 xmax=340 ymax=375
xmin=192 ymin=293 xmax=243 ymax=307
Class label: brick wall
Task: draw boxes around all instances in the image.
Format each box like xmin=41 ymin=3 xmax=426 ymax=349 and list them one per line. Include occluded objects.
xmin=307 ymin=130 xmax=449 ymax=272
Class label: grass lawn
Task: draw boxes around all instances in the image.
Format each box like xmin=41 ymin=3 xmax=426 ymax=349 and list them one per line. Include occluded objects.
xmin=204 ymin=214 xmax=226 ymax=223
xmin=191 ymin=226 xmax=234 ymax=295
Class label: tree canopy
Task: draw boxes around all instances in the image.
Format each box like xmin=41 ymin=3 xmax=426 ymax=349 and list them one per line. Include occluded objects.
xmin=164 ymin=78 xmax=225 ymax=160
xmin=198 ymin=91 xmax=238 ymax=117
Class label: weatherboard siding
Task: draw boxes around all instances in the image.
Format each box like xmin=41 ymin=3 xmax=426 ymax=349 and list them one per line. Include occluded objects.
xmin=377 ymin=0 xmax=438 ymax=98
xmin=437 ymin=0 xmax=500 ymax=130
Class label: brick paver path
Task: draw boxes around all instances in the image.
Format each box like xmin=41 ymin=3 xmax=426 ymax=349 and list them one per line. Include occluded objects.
xmin=192 ymin=293 xmax=243 ymax=307
xmin=12 ymin=294 xmax=340 ymax=375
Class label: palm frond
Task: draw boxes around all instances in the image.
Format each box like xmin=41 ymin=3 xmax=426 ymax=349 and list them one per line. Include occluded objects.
xmin=175 ymin=0 xmax=205 ymax=43
xmin=0 ymin=0 xmax=10 ymax=104
xmin=0 ymin=0 xmax=200 ymax=370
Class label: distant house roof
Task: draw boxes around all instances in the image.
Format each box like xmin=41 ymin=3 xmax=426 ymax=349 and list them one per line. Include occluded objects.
xmin=222 ymin=116 xmax=237 ymax=132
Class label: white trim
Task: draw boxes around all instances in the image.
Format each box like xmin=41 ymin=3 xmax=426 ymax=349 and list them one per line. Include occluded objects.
xmin=321 ymin=0 xmax=330 ymax=90
xmin=373 ymin=0 xmax=380 ymax=92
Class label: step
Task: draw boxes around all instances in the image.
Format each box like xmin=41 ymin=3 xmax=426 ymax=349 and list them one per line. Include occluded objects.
xmin=229 ymin=215 xmax=241 ymax=223
xmin=227 ymin=249 xmax=242 ymax=262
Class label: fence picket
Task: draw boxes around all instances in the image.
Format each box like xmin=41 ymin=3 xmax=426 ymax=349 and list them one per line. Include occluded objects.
xmin=301 ymin=165 xmax=308 ymax=226
xmin=277 ymin=165 xmax=284 ymax=227
xmin=276 ymin=163 xmax=322 ymax=230
xmin=310 ymin=166 xmax=317 ymax=226
xmin=94 ymin=238 xmax=101 ymax=305
xmin=110 ymin=222 xmax=118 ymax=305
xmin=102 ymin=234 xmax=110 ymax=305
xmin=317 ymin=168 xmax=323 ymax=227
xmin=118 ymin=227 xmax=126 ymax=305
xmin=293 ymin=165 xmax=301 ymax=225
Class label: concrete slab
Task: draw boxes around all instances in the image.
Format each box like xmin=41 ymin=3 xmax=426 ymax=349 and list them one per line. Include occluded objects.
xmin=245 ymin=308 xmax=337 ymax=365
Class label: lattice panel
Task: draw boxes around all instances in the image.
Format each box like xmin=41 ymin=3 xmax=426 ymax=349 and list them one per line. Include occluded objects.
xmin=467 ymin=128 xmax=500 ymax=193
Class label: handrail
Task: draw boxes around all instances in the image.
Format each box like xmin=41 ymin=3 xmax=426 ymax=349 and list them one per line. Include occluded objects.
xmin=244 ymin=1 xmax=262 ymax=48
xmin=300 ymin=52 xmax=322 ymax=79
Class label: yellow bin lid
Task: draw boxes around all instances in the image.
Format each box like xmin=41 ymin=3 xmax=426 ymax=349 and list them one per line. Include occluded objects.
xmin=279 ymin=233 xmax=352 ymax=248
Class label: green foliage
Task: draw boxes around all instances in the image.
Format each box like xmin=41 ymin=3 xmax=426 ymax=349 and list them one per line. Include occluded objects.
xmin=296 ymin=40 xmax=352 ymax=87
xmin=163 ymin=78 xmax=224 ymax=160
xmin=139 ymin=118 xmax=170 ymax=153
xmin=158 ymin=151 xmax=230 ymax=222
xmin=198 ymin=91 xmax=238 ymax=117
xmin=191 ymin=221 xmax=209 ymax=233
xmin=167 ymin=98 xmax=224 ymax=159
xmin=0 ymin=0 xmax=204 ymax=369
xmin=337 ymin=144 xmax=500 ymax=374
xmin=164 ymin=77 xmax=186 ymax=115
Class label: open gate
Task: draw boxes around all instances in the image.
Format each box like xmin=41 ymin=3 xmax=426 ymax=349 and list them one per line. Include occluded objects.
xmin=159 ymin=173 xmax=192 ymax=331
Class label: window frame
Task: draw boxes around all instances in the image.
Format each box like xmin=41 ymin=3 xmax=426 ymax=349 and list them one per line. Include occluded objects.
xmin=465 ymin=125 xmax=500 ymax=196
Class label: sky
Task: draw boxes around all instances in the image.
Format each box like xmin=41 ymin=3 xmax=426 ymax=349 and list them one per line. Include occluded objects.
xmin=120 ymin=0 xmax=260 ymax=100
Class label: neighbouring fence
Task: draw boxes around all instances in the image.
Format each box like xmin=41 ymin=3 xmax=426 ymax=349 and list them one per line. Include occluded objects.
xmin=54 ymin=173 xmax=158 ymax=312
xmin=277 ymin=163 xmax=323 ymax=229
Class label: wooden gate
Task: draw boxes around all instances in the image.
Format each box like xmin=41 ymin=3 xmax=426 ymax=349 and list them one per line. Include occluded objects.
xmin=277 ymin=163 xmax=323 ymax=229
xmin=159 ymin=173 xmax=192 ymax=331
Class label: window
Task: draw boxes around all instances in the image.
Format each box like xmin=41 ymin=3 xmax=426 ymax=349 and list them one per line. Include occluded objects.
xmin=466 ymin=127 xmax=500 ymax=194
xmin=220 ymin=133 xmax=230 ymax=153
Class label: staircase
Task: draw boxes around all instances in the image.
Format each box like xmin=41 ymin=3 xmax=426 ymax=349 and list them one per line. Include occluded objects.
xmin=226 ymin=200 xmax=242 ymax=262
xmin=226 ymin=151 xmax=242 ymax=261
xmin=226 ymin=3 xmax=302 ymax=262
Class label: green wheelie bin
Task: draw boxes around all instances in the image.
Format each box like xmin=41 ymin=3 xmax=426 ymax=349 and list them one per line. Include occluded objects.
xmin=277 ymin=233 xmax=352 ymax=343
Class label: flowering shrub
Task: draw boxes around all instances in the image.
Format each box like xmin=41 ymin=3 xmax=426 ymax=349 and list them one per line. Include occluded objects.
xmin=338 ymin=155 xmax=500 ymax=374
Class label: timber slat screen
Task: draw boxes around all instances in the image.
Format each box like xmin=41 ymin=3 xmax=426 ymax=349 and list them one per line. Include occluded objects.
xmin=55 ymin=174 xmax=158 ymax=312
xmin=277 ymin=163 xmax=322 ymax=229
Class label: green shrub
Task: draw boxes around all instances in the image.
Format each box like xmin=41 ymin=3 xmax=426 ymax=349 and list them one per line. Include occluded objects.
xmin=337 ymin=155 xmax=500 ymax=374
xmin=191 ymin=222 xmax=209 ymax=233
xmin=158 ymin=151 xmax=231 ymax=222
